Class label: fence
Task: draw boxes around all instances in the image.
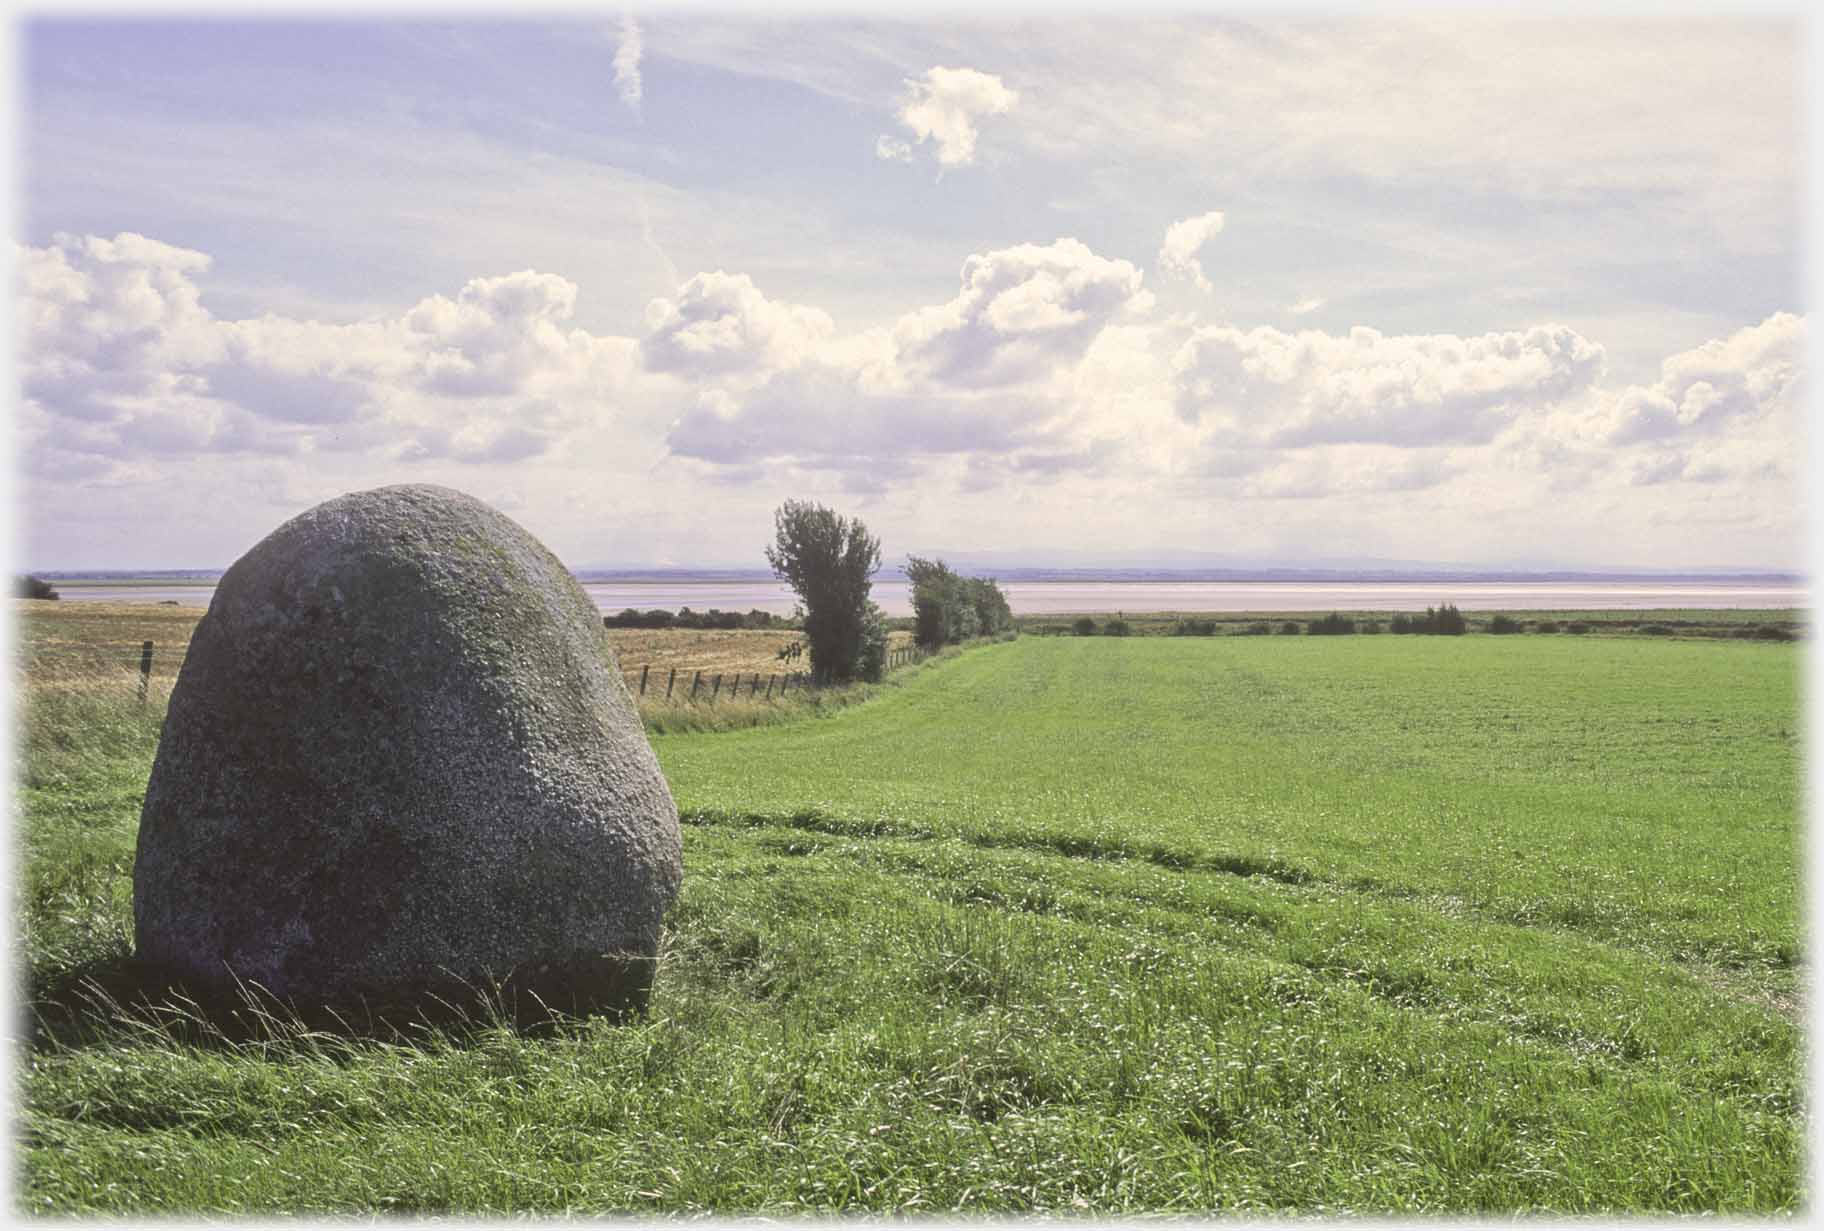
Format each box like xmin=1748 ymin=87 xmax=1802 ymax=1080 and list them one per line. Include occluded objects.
xmin=25 ymin=638 xmax=937 ymax=711
xmin=623 ymin=643 xmax=934 ymax=704
xmin=24 ymin=640 xmax=162 ymax=704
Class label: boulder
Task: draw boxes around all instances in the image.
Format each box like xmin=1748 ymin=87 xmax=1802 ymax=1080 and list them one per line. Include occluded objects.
xmin=133 ymin=484 xmax=682 ymax=1027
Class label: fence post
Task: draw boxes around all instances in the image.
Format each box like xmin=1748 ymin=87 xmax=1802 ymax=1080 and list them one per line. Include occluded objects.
xmin=667 ymin=667 xmax=677 ymax=698
xmin=639 ymin=664 xmax=649 ymax=695
xmin=137 ymin=641 xmax=154 ymax=705
xmin=752 ymin=672 xmax=761 ymax=695
xmin=766 ymin=674 xmax=775 ymax=698
xmin=690 ymin=670 xmax=701 ymax=699
xmin=711 ymin=673 xmax=722 ymax=700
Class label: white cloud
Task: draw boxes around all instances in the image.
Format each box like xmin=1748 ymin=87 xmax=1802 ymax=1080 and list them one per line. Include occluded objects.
xmin=18 ymin=232 xmax=223 ymax=422
xmin=1172 ymin=322 xmax=1606 ymax=447
xmin=874 ymin=134 xmax=912 ymax=163
xmin=889 ymin=66 xmax=1018 ymax=168
xmin=614 ymin=10 xmax=644 ymax=117
xmin=663 ymin=237 xmax=1151 ymax=476
xmin=640 ymin=271 xmax=835 ymax=379
xmin=17 ymin=233 xmax=650 ymax=475
xmin=1288 ymin=297 xmax=1325 ymax=316
xmin=1599 ymin=312 xmax=1802 ymax=446
xmin=666 ymin=361 xmax=1046 ymax=471
xmin=1158 ymin=211 xmax=1225 ymax=293
xmin=18 ymin=231 xmax=1805 ymax=572
xmin=1571 ymin=312 xmax=1805 ymax=486
xmin=893 ymin=238 xmax=1150 ymax=388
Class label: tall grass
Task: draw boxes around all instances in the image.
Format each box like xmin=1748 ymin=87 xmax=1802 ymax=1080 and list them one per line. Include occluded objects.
xmin=634 ymin=641 xmax=970 ymax=734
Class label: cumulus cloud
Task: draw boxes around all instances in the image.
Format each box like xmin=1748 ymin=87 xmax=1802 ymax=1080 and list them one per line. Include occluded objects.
xmin=1172 ymin=322 xmax=1606 ymax=447
xmin=893 ymin=238 xmax=1150 ymax=388
xmin=881 ymin=66 xmax=1018 ymax=169
xmin=1158 ymin=211 xmax=1225 ymax=293
xmin=1288 ymin=297 xmax=1325 ymax=316
xmin=18 ymin=232 xmax=223 ymax=421
xmin=1598 ymin=312 xmax=1802 ymax=446
xmin=402 ymin=270 xmax=596 ymax=396
xmin=17 ymin=233 xmax=645 ymax=475
xmin=640 ymin=271 xmax=834 ymax=379
xmin=614 ymin=10 xmax=643 ymax=117
xmin=663 ymin=238 xmax=1151 ymax=476
xmin=21 ymin=231 xmax=1803 ymax=553
xmin=874 ymin=134 xmax=912 ymax=162
xmin=1575 ymin=312 xmax=1804 ymax=485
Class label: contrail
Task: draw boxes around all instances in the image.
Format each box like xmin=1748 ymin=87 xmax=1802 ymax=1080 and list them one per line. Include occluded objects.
xmin=638 ymin=194 xmax=680 ymax=293
xmin=614 ymin=9 xmax=643 ymax=118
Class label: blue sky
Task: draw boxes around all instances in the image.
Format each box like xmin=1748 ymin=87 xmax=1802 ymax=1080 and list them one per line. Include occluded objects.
xmin=13 ymin=12 xmax=1808 ymax=570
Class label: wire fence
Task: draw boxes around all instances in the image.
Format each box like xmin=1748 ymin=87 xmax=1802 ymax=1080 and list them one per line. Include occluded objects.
xmin=23 ymin=640 xmax=165 ymax=703
xmin=20 ymin=639 xmax=940 ymax=709
xmin=621 ymin=643 xmax=933 ymax=704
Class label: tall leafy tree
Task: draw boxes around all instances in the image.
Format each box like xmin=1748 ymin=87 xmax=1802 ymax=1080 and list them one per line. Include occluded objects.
xmin=906 ymin=556 xmax=1012 ymax=649
xmin=765 ymin=501 xmax=883 ymax=683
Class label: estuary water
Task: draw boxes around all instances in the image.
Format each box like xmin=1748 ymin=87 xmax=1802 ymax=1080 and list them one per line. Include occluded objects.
xmin=49 ymin=578 xmax=1808 ymax=617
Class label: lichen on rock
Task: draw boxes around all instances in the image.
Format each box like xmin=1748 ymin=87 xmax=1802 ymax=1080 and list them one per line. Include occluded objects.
xmin=132 ymin=483 xmax=682 ymax=1028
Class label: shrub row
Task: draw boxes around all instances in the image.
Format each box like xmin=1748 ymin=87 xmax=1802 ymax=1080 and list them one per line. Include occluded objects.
xmin=605 ymin=607 xmax=793 ymax=631
xmin=1031 ymin=611 xmax=1800 ymax=640
xmin=907 ymin=557 xmax=1014 ymax=650
xmin=1390 ymin=604 xmax=1468 ymax=635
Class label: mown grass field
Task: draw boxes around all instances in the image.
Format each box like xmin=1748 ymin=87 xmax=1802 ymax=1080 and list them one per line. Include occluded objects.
xmin=13 ymin=609 xmax=1804 ymax=1214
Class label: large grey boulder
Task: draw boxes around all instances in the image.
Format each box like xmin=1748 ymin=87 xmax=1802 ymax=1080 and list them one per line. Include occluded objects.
xmin=133 ymin=484 xmax=682 ymax=1026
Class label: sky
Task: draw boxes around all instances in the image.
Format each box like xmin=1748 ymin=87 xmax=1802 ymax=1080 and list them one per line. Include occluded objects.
xmin=10 ymin=9 xmax=1811 ymax=572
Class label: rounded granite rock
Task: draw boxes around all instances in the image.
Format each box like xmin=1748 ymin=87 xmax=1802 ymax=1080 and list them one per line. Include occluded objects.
xmin=132 ymin=484 xmax=682 ymax=1026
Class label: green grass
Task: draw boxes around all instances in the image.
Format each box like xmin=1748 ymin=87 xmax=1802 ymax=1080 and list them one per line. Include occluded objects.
xmin=1017 ymin=607 xmax=1805 ymax=638
xmin=15 ymin=633 xmax=1803 ymax=1214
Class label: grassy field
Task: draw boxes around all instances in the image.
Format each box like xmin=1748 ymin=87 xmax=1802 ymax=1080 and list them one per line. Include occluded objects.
xmin=12 ymin=608 xmax=1804 ymax=1213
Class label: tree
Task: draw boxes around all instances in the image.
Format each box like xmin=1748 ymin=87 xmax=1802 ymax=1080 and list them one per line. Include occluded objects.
xmin=905 ymin=556 xmax=1012 ymax=649
xmin=16 ymin=575 xmax=59 ymax=600
xmin=765 ymin=500 xmax=882 ymax=683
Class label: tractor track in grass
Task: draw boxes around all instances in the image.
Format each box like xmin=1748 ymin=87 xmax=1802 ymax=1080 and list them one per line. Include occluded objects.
xmin=679 ymin=806 xmax=1802 ymax=1027
xmin=680 ymin=807 xmax=1317 ymax=886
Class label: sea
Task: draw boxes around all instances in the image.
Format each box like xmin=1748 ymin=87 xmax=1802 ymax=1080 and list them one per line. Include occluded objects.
xmin=41 ymin=572 xmax=1808 ymax=617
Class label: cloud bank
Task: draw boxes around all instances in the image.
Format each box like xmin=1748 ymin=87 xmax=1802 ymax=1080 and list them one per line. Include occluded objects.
xmin=1172 ymin=322 xmax=1607 ymax=447
xmin=17 ymin=231 xmax=1803 ymax=545
xmin=19 ymin=233 xmax=640 ymax=476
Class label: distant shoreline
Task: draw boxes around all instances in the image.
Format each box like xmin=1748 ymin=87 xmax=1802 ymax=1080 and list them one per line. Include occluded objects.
xmin=37 ymin=568 xmax=1810 ymax=586
xmin=33 ymin=576 xmax=1810 ymax=617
